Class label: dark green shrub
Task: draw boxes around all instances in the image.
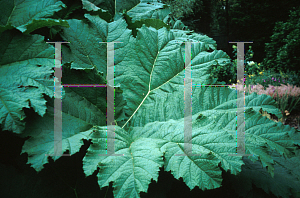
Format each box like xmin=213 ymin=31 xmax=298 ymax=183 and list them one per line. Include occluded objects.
xmin=210 ymin=45 xmax=263 ymax=85
xmin=209 ymin=59 xmax=235 ymax=85
xmin=262 ymin=6 xmax=300 ymax=77
xmin=228 ymin=0 xmax=300 ymax=63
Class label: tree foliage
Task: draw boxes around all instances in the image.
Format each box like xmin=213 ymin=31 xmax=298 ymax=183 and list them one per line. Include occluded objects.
xmin=228 ymin=0 xmax=300 ymax=63
xmin=262 ymin=6 xmax=300 ymax=79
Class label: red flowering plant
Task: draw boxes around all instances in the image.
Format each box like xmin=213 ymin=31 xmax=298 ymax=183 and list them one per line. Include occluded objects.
xmin=264 ymin=84 xmax=300 ymax=124
xmin=231 ymin=82 xmax=300 ymax=125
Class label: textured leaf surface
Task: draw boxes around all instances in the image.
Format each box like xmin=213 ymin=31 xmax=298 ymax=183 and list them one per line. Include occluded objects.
xmin=20 ymin=88 xmax=103 ymax=171
xmin=83 ymin=125 xmax=165 ymax=198
xmin=60 ymin=14 xmax=132 ymax=76
xmin=21 ymin=105 xmax=92 ymax=172
xmin=123 ymin=0 xmax=189 ymax=30
xmin=0 ymin=31 xmax=55 ymax=133
xmin=76 ymin=15 xmax=299 ymax=197
xmin=61 ymin=65 xmax=128 ymax=126
xmin=8 ymin=4 xmax=299 ymax=198
xmin=0 ymin=0 xmax=67 ymax=34
xmin=170 ymin=29 xmax=217 ymax=50
xmin=127 ymin=115 xmax=236 ymax=190
xmin=82 ymin=0 xmax=115 ymax=14
xmin=21 ymin=66 xmax=128 ymax=171
xmin=113 ymin=24 xmax=237 ymax=130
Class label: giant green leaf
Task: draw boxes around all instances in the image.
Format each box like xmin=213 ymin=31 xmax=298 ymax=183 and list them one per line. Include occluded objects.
xmin=113 ymin=24 xmax=230 ymax=129
xmin=77 ymin=16 xmax=299 ymax=197
xmin=83 ymin=103 xmax=297 ymax=197
xmin=14 ymin=7 xmax=300 ymax=198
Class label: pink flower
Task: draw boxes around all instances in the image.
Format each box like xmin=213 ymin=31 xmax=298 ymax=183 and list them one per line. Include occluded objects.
xmin=234 ymin=83 xmax=300 ymax=116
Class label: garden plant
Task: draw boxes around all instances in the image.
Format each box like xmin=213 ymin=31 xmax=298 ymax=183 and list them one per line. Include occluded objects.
xmin=0 ymin=0 xmax=300 ymax=198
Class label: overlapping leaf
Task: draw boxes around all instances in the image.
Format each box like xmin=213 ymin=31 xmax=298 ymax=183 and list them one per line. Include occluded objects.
xmin=83 ymin=125 xmax=166 ymax=198
xmin=81 ymin=0 xmax=164 ymax=20
xmin=123 ymin=0 xmax=189 ymax=30
xmin=81 ymin=0 xmax=115 ymax=14
xmin=21 ymin=65 xmax=128 ymax=171
xmin=0 ymin=31 xmax=55 ymax=133
xmin=20 ymin=104 xmax=92 ymax=172
xmin=60 ymin=14 xmax=132 ymax=77
xmin=83 ymin=0 xmax=189 ymax=31
xmin=0 ymin=0 xmax=68 ymax=34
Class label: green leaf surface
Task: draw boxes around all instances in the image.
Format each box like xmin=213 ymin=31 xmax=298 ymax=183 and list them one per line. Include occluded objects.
xmin=83 ymin=125 xmax=165 ymax=198
xmin=81 ymin=0 xmax=115 ymax=14
xmin=122 ymin=0 xmax=189 ymax=31
xmin=21 ymin=107 xmax=92 ymax=172
xmin=21 ymin=64 xmax=128 ymax=171
xmin=0 ymin=0 xmax=66 ymax=34
xmin=61 ymin=65 xmax=128 ymax=126
xmin=170 ymin=29 xmax=217 ymax=50
xmin=0 ymin=31 xmax=55 ymax=134
xmin=123 ymin=0 xmax=166 ymax=22
xmin=20 ymin=89 xmax=104 ymax=171
xmin=60 ymin=14 xmax=132 ymax=77
xmin=22 ymin=18 xmax=69 ymax=34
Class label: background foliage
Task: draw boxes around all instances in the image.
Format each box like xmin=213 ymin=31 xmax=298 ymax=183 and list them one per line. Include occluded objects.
xmin=228 ymin=0 xmax=300 ymax=63
xmin=166 ymin=0 xmax=300 ymax=66
xmin=262 ymin=6 xmax=300 ymax=79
